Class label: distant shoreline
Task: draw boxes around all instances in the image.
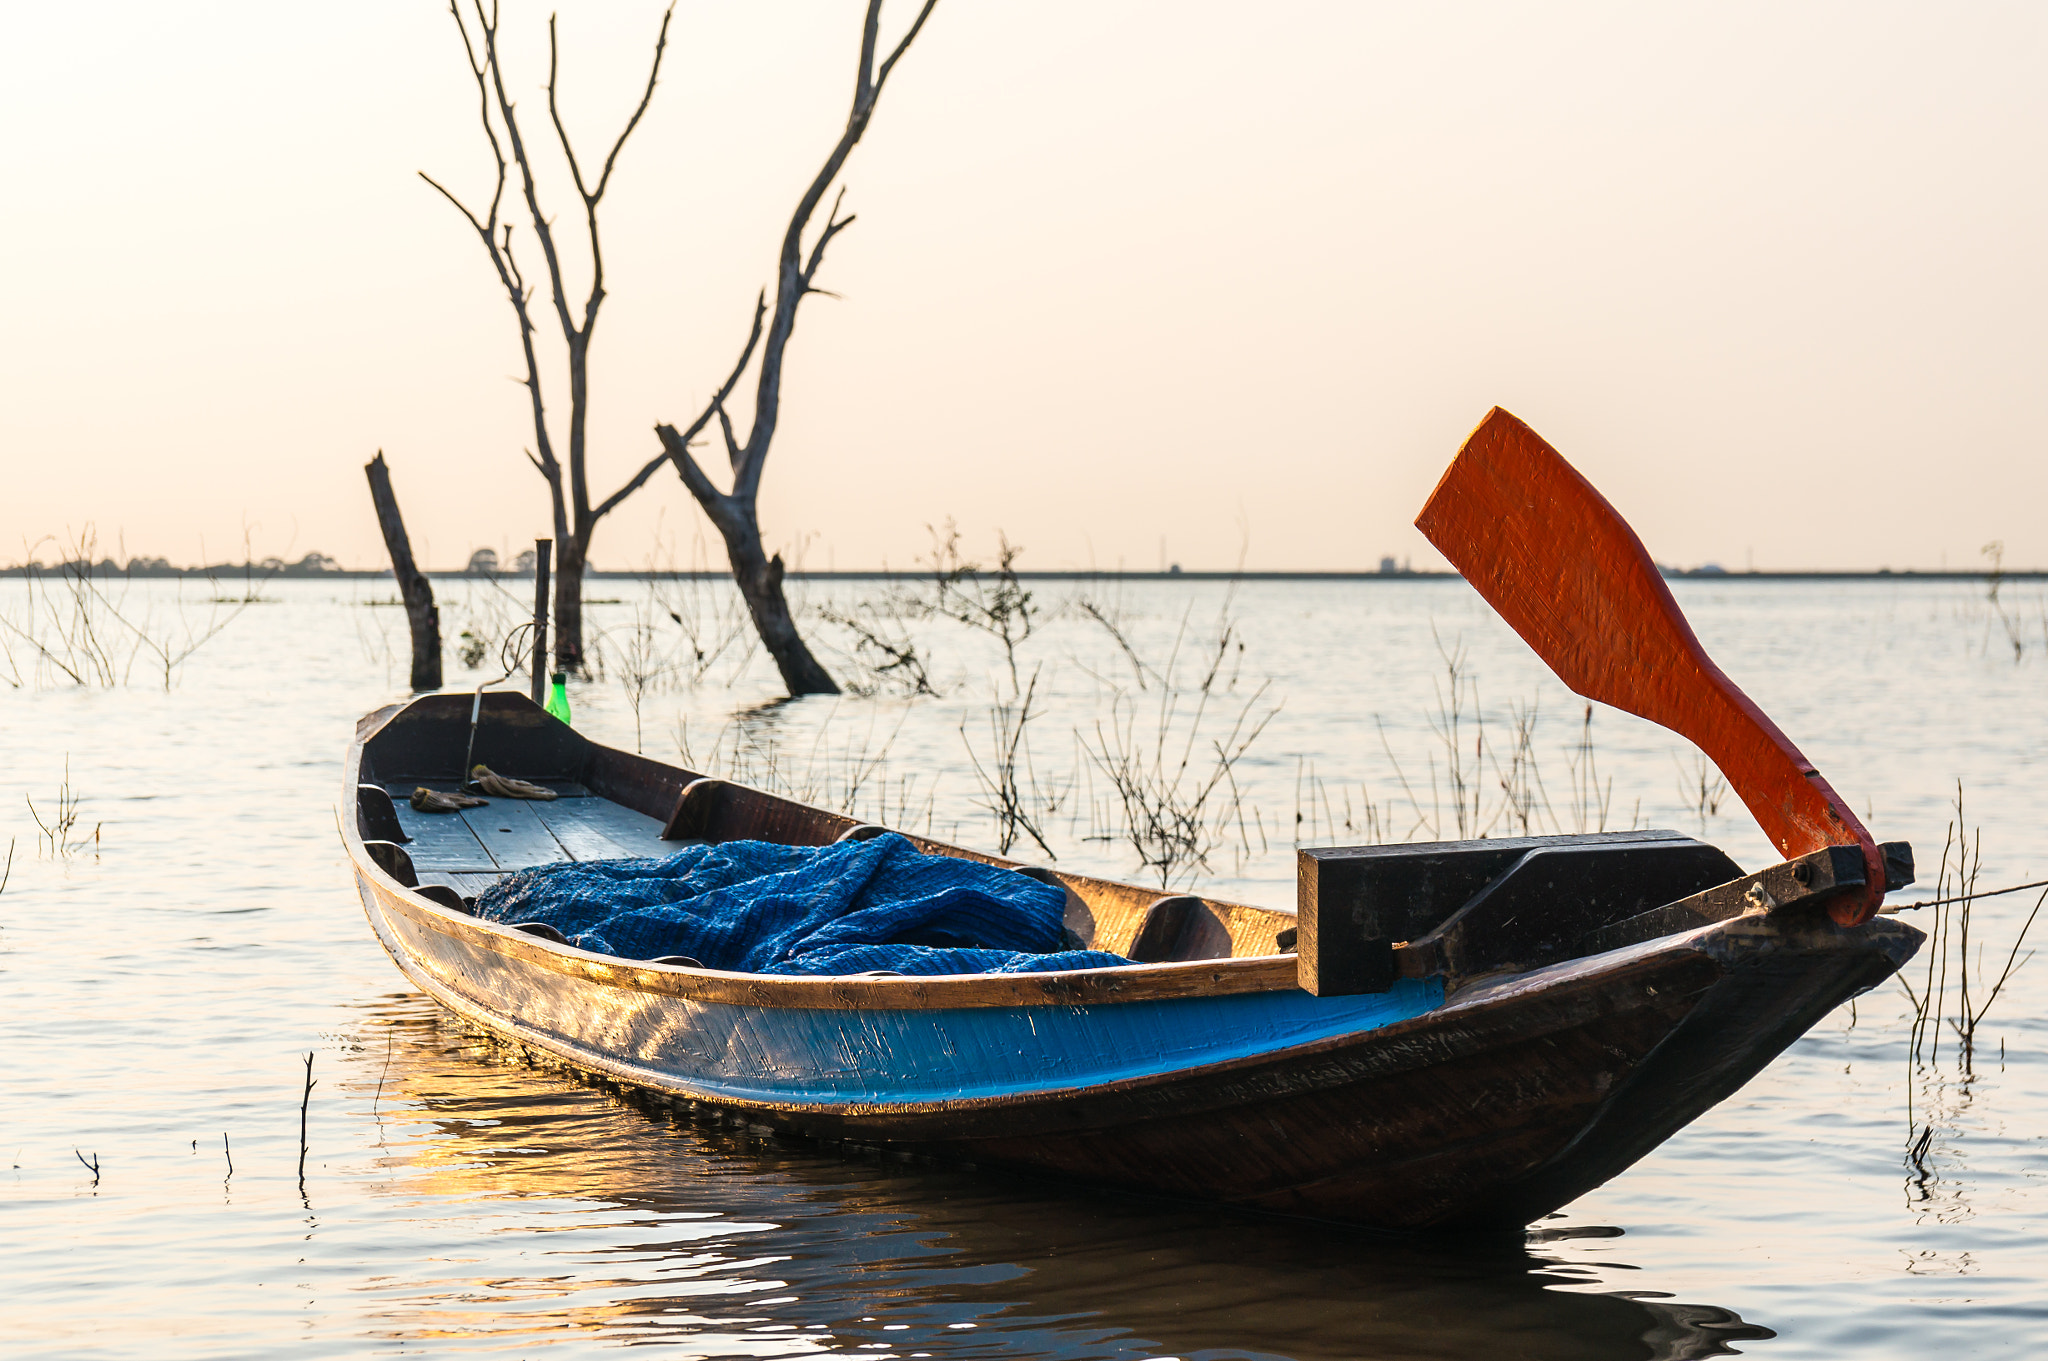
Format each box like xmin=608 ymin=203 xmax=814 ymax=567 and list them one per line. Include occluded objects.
xmin=2 ymin=565 xmax=2041 ymax=583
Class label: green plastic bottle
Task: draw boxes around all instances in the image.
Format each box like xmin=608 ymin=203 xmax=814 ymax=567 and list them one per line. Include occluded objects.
xmin=545 ymin=671 xmax=572 ymax=725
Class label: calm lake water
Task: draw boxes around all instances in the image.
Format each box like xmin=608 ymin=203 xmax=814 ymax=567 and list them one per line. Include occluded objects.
xmin=2 ymin=575 xmax=2044 ymax=1358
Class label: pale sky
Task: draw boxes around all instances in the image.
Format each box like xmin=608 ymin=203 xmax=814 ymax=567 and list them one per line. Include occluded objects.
xmin=5 ymin=1 xmax=2045 ymax=573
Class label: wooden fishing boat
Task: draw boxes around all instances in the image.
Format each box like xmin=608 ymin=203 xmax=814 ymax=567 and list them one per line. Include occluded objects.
xmin=340 ymin=410 xmax=1925 ymax=1231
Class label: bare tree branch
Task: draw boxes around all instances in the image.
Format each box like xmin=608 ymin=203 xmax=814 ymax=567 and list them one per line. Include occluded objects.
xmin=874 ymin=0 xmax=941 ymax=93
xmin=447 ymin=1 xmax=508 ymax=231
xmin=717 ymin=407 xmax=744 ymax=469
xmin=856 ymin=1 xmax=882 ymax=94
xmin=657 ymin=425 xmax=724 ymax=510
xmin=801 ymin=188 xmax=856 ymax=289
xmin=549 ymin=5 xmax=674 ymax=337
xmin=419 ymin=1 xmax=571 ymax=504
xmin=426 ymin=0 xmax=675 ymax=667
xmin=497 ymin=226 xmax=559 ymax=485
xmin=654 ymin=0 xmax=941 ymax=695
xmin=722 ymin=0 xmax=941 ymax=509
xmin=645 ymin=294 xmax=770 ymax=514
xmin=592 ymin=451 xmax=676 ymax=524
xmin=594 ymin=42 xmax=670 ymax=203
xmin=478 ymin=2 xmax=577 ymax=368
xmin=598 ymin=296 xmax=765 ymax=521
xmin=417 ymin=172 xmax=489 ymax=237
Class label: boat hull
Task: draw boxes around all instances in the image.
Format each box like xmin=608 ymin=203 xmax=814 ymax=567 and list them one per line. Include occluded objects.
xmin=352 ymin=859 xmax=1915 ymax=1230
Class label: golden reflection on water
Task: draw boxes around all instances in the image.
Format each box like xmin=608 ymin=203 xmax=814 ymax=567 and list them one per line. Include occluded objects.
xmin=342 ymin=995 xmax=1774 ymax=1360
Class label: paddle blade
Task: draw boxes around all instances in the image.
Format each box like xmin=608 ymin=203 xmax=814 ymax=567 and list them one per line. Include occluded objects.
xmin=1414 ymin=407 xmax=1883 ymax=924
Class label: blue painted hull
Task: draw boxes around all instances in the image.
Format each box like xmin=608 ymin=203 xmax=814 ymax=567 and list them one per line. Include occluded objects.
xmin=359 ymin=868 xmax=1442 ymax=1105
xmin=352 ymin=859 xmax=1917 ymax=1230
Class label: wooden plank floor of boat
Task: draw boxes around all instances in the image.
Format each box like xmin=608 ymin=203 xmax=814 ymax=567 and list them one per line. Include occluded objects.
xmin=383 ymin=783 xmax=676 ymax=896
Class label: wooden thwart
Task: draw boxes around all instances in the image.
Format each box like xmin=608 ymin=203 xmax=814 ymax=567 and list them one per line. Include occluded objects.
xmin=417 ymin=870 xmax=510 ymax=901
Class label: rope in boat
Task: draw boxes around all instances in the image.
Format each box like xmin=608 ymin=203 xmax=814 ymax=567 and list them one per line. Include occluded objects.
xmin=1884 ymin=876 xmax=2048 ymax=912
xmin=459 ymin=622 xmax=541 ymax=787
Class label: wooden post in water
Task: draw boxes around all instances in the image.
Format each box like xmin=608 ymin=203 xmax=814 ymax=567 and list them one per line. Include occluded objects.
xmin=296 ymin=1050 xmax=315 ymax=1188
xmin=364 ymin=452 xmax=442 ymax=692
xmin=531 ymin=539 xmax=552 ymax=704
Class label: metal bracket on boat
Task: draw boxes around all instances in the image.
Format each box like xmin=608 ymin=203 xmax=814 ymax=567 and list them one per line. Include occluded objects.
xmin=1301 ymin=833 xmax=1916 ymax=996
xmin=834 ymin=823 xmax=892 ymax=843
xmin=1396 ymin=839 xmax=1747 ymax=989
xmin=1575 ymin=841 xmax=1915 ymax=958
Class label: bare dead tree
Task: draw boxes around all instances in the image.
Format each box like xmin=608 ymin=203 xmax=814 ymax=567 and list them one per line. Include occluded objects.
xmin=364 ymin=452 xmax=443 ymax=691
xmin=650 ymin=0 xmax=940 ymax=696
xmin=421 ymin=1 xmax=674 ymax=672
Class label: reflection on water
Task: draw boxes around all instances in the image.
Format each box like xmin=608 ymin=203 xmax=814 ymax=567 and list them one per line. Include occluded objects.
xmin=348 ymin=995 xmax=1771 ymax=1361
xmin=5 ymin=578 xmax=2046 ymax=1357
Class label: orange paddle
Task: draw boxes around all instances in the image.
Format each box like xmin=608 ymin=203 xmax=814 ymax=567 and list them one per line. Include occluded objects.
xmin=1414 ymin=407 xmax=1884 ymax=926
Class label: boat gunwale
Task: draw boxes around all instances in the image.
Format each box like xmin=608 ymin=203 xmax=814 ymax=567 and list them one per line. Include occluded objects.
xmin=350 ymin=853 xmax=1654 ymax=1115
xmin=345 ymin=697 xmax=1922 ymax=1019
xmin=355 ymin=861 xmax=1438 ymax=1116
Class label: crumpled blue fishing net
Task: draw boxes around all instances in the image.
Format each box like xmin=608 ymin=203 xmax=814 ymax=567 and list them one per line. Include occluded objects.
xmin=473 ymin=832 xmax=1134 ymax=976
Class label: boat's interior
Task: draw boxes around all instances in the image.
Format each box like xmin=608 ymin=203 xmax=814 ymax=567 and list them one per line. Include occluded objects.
xmin=352 ymin=692 xmax=1300 ymax=964
xmin=352 ymin=693 xmax=1913 ymax=990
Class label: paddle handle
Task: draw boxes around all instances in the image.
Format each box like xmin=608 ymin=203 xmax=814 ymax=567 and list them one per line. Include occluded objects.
xmin=1415 ymin=408 xmax=1884 ymax=925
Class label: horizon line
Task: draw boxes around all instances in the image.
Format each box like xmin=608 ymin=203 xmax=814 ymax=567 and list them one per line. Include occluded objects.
xmin=1 ymin=563 xmax=2039 ymax=583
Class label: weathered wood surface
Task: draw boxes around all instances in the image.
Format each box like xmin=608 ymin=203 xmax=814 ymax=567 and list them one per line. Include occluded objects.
xmin=386 ymin=794 xmax=497 ymax=871
xmin=461 ymin=799 xmax=572 ymax=871
xmin=531 ymin=797 xmax=671 ymax=862
xmin=363 ymin=452 xmax=442 ymax=693
xmin=372 ymin=692 xmax=587 ymax=784
xmin=585 ymin=744 xmax=698 ymax=821
xmin=1127 ymin=895 xmax=1235 ymax=963
xmin=388 ymin=783 xmax=668 ymax=875
xmin=1414 ymin=408 xmax=1887 ymax=924
xmin=374 ymin=692 xmax=1287 ymax=959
